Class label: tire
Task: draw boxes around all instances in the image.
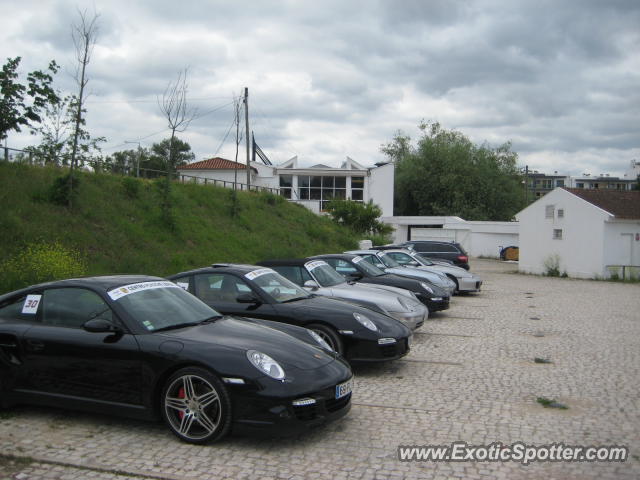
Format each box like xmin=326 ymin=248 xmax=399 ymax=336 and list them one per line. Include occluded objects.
xmin=161 ymin=367 xmax=232 ymax=444
xmin=308 ymin=323 xmax=344 ymax=355
xmin=446 ymin=275 xmax=459 ymax=295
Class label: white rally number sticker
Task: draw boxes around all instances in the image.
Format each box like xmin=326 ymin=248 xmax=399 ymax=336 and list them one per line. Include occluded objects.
xmin=352 ymin=256 xmax=364 ymax=264
xmin=108 ymin=281 xmax=181 ymax=301
xmin=22 ymin=294 xmax=42 ymax=314
xmin=245 ymin=268 xmax=275 ymax=281
xmin=304 ymin=260 xmax=328 ymax=271
xmin=176 ymin=282 xmax=189 ymax=291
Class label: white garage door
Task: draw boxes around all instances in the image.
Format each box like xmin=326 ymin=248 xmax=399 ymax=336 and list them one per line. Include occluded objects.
xmin=410 ymin=228 xmax=457 ymax=242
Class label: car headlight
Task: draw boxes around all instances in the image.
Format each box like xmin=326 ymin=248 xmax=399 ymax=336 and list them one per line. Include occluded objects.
xmin=246 ymin=350 xmax=286 ymax=380
xmin=308 ymin=329 xmax=333 ymax=351
xmin=420 ymin=282 xmax=434 ymax=294
xmin=353 ymin=312 xmax=378 ymax=331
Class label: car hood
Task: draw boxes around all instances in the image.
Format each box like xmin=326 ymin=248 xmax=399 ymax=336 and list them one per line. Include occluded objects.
xmin=425 ymin=264 xmax=472 ymax=277
xmin=322 ymin=282 xmax=416 ymax=312
xmin=286 ymin=296 xmax=411 ymax=337
xmin=384 ymin=266 xmax=448 ymax=286
xmin=157 ymin=316 xmax=334 ymax=371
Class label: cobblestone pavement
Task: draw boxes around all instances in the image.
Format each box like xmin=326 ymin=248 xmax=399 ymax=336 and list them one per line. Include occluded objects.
xmin=1 ymin=259 xmax=639 ymax=479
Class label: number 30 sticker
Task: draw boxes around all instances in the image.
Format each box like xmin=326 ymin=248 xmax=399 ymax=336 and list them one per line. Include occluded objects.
xmin=22 ymin=294 xmax=42 ymax=314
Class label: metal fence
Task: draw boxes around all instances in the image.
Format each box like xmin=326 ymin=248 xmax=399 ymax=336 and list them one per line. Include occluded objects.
xmin=2 ymin=146 xmax=283 ymax=195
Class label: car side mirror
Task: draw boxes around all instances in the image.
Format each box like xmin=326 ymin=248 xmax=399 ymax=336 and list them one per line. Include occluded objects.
xmin=83 ymin=318 xmax=121 ymax=333
xmin=408 ymin=260 xmax=420 ymax=267
xmin=236 ymin=292 xmax=261 ymax=304
xmin=347 ymin=272 xmax=363 ymax=280
xmin=303 ymin=279 xmax=320 ymax=290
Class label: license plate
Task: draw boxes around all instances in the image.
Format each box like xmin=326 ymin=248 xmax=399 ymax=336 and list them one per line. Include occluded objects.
xmin=335 ymin=379 xmax=353 ymax=399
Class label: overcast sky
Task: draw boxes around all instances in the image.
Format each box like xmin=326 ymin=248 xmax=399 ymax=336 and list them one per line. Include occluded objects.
xmin=2 ymin=0 xmax=639 ymax=177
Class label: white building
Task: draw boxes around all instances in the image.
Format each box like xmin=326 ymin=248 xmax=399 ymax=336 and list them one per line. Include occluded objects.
xmin=516 ymin=187 xmax=640 ymax=278
xmin=381 ymin=216 xmax=519 ymax=258
xmin=177 ymin=156 xmax=395 ymax=216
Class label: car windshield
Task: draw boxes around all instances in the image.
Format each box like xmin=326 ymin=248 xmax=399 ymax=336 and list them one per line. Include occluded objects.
xmin=377 ymin=252 xmax=402 ymax=268
xmin=111 ymin=283 xmax=220 ymax=332
xmin=414 ymin=253 xmax=435 ymax=265
xmin=362 ymin=254 xmax=387 ymax=270
xmin=353 ymin=257 xmax=385 ymax=276
xmin=307 ymin=263 xmax=345 ymax=287
xmin=251 ymin=271 xmax=310 ymax=303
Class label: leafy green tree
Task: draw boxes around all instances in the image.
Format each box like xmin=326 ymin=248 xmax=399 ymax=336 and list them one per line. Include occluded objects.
xmin=0 ymin=56 xmax=60 ymax=141
xmin=325 ymin=199 xmax=393 ymax=237
xmin=150 ymin=137 xmax=195 ymax=173
xmin=382 ymin=122 xmax=525 ymax=220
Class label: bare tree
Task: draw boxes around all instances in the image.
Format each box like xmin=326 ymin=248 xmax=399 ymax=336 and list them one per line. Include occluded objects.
xmin=68 ymin=9 xmax=99 ymax=206
xmin=157 ymin=69 xmax=197 ymax=225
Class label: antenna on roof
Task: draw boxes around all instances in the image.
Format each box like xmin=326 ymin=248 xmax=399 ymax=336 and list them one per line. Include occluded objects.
xmin=252 ymin=132 xmax=272 ymax=165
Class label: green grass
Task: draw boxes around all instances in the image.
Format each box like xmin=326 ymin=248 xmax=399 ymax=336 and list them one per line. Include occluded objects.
xmin=0 ymin=163 xmax=359 ymax=293
xmin=536 ymin=396 xmax=568 ymax=409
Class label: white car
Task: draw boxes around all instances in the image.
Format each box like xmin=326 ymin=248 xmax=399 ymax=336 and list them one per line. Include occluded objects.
xmin=379 ymin=249 xmax=482 ymax=294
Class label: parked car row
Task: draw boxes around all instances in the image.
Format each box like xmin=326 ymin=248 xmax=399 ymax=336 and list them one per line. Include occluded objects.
xmin=0 ymin=242 xmax=481 ymax=444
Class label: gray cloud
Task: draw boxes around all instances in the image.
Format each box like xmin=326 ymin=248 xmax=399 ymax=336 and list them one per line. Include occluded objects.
xmin=1 ymin=0 xmax=638 ymax=175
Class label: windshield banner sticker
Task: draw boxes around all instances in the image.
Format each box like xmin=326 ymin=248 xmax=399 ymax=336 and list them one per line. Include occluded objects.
xmin=245 ymin=268 xmax=275 ymax=281
xmin=108 ymin=281 xmax=180 ymax=301
xmin=305 ymin=260 xmax=328 ymax=271
xmin=352 ymin=256 xmax=364 ymax=263
xmin=22 ymin=294 xmax=42 ymax=314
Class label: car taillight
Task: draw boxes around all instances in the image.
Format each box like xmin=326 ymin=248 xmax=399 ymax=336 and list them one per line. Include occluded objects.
xmin=457 ymin=255 xmax=468 ymax=263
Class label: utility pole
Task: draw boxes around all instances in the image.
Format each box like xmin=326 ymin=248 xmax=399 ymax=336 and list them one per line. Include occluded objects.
xmin=524 ymin=165 xmax=529 ymax=204
xmin=244 ymin=87 xmax=250 ymax=189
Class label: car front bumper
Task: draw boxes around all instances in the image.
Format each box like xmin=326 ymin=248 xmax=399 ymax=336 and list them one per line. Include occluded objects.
xmin=458 ymin=276 xmax=483 ymax=292
xmin=230 ymin=364 xmax=353 ymax=435
xmin=346 ymin=335 xmax=411 ymax=362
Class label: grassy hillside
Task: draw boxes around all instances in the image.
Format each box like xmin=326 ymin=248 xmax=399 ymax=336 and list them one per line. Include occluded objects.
xmin=0 ymin=162 xmax=358 ymax=293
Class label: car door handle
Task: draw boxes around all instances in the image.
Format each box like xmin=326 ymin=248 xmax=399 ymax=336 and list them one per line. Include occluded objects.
xmin=0 ymin=342 xmax=17 ymax=348
xmin=26 ymin=339 xmax=45 ymax=351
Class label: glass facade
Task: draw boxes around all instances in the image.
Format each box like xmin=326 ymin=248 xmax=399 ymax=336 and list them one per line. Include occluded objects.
xmin=292 ymin=175 xmax=362 ymax=209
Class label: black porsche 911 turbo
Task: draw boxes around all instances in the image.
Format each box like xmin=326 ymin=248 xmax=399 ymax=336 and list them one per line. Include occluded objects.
xmin=168 ymin=264 xmax=413 ymax=362
xmin=0 ymin=276 xmax=353 ymax=443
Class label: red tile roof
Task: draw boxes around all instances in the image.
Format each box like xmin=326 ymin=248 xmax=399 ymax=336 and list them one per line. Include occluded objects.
xmin=564 ymin=188 xmax=640 ymax=219
xmin=178 ymin=157 xmax=250 ymax=170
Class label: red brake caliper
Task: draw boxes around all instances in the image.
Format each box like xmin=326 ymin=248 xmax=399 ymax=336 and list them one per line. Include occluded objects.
xmin=178 ymin=387 xmax=185 ymax=420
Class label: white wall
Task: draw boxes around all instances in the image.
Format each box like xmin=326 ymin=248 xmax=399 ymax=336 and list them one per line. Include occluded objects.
xmin=177 ymin=169 xmax=256 ymax=187
xmin=603 ymin=220 xmax=640 ymax=268
xmin=368 ymin=163 xmax=394 ymax=217
xmin=517 ymin=188 xmax=609 ymax=278
xmin=467 ymin=222 xmax=520 ymax=258
xmin=381 ymin=216 xmax=519 ymax=257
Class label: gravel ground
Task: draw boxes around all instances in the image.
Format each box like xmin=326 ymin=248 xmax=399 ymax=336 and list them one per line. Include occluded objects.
xmin=1 ymin=258 xmax=638 ymax=479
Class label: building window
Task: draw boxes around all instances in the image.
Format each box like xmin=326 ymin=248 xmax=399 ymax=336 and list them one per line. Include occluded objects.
xmin=556 ymin=179 xmax=564 ymax=187
xmin=296 ymin=175 xmax=350 ymax=210
xmin=545 ymin=205 xmax=554 ymax=218
xmin=557 ymin=209 xmax=564 ymax=218
xmin=351 ymin=176 xmax=364 ymax=202
xmin=553 ymin=229 xmax=563 ymax=240
xmin=279 ymin=175 xmax=292 ymax=199
xmin=576 ymin=182 xmax=584 ymax=188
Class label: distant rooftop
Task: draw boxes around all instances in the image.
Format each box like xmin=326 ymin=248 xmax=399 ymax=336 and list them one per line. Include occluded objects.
xmin=179 ymin=157 xmax=252 ymax=170
xmin=564 ymin=188 xmax=640 ymax=220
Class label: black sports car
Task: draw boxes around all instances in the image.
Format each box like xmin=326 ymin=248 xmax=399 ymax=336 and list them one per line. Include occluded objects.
xmin=309 ymin=254 xmax=450 ymax=312
xmin=168 ymin=264 xmax=412 ymax=362
xmin=0 ymin=276 xmax=353 ymax=443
